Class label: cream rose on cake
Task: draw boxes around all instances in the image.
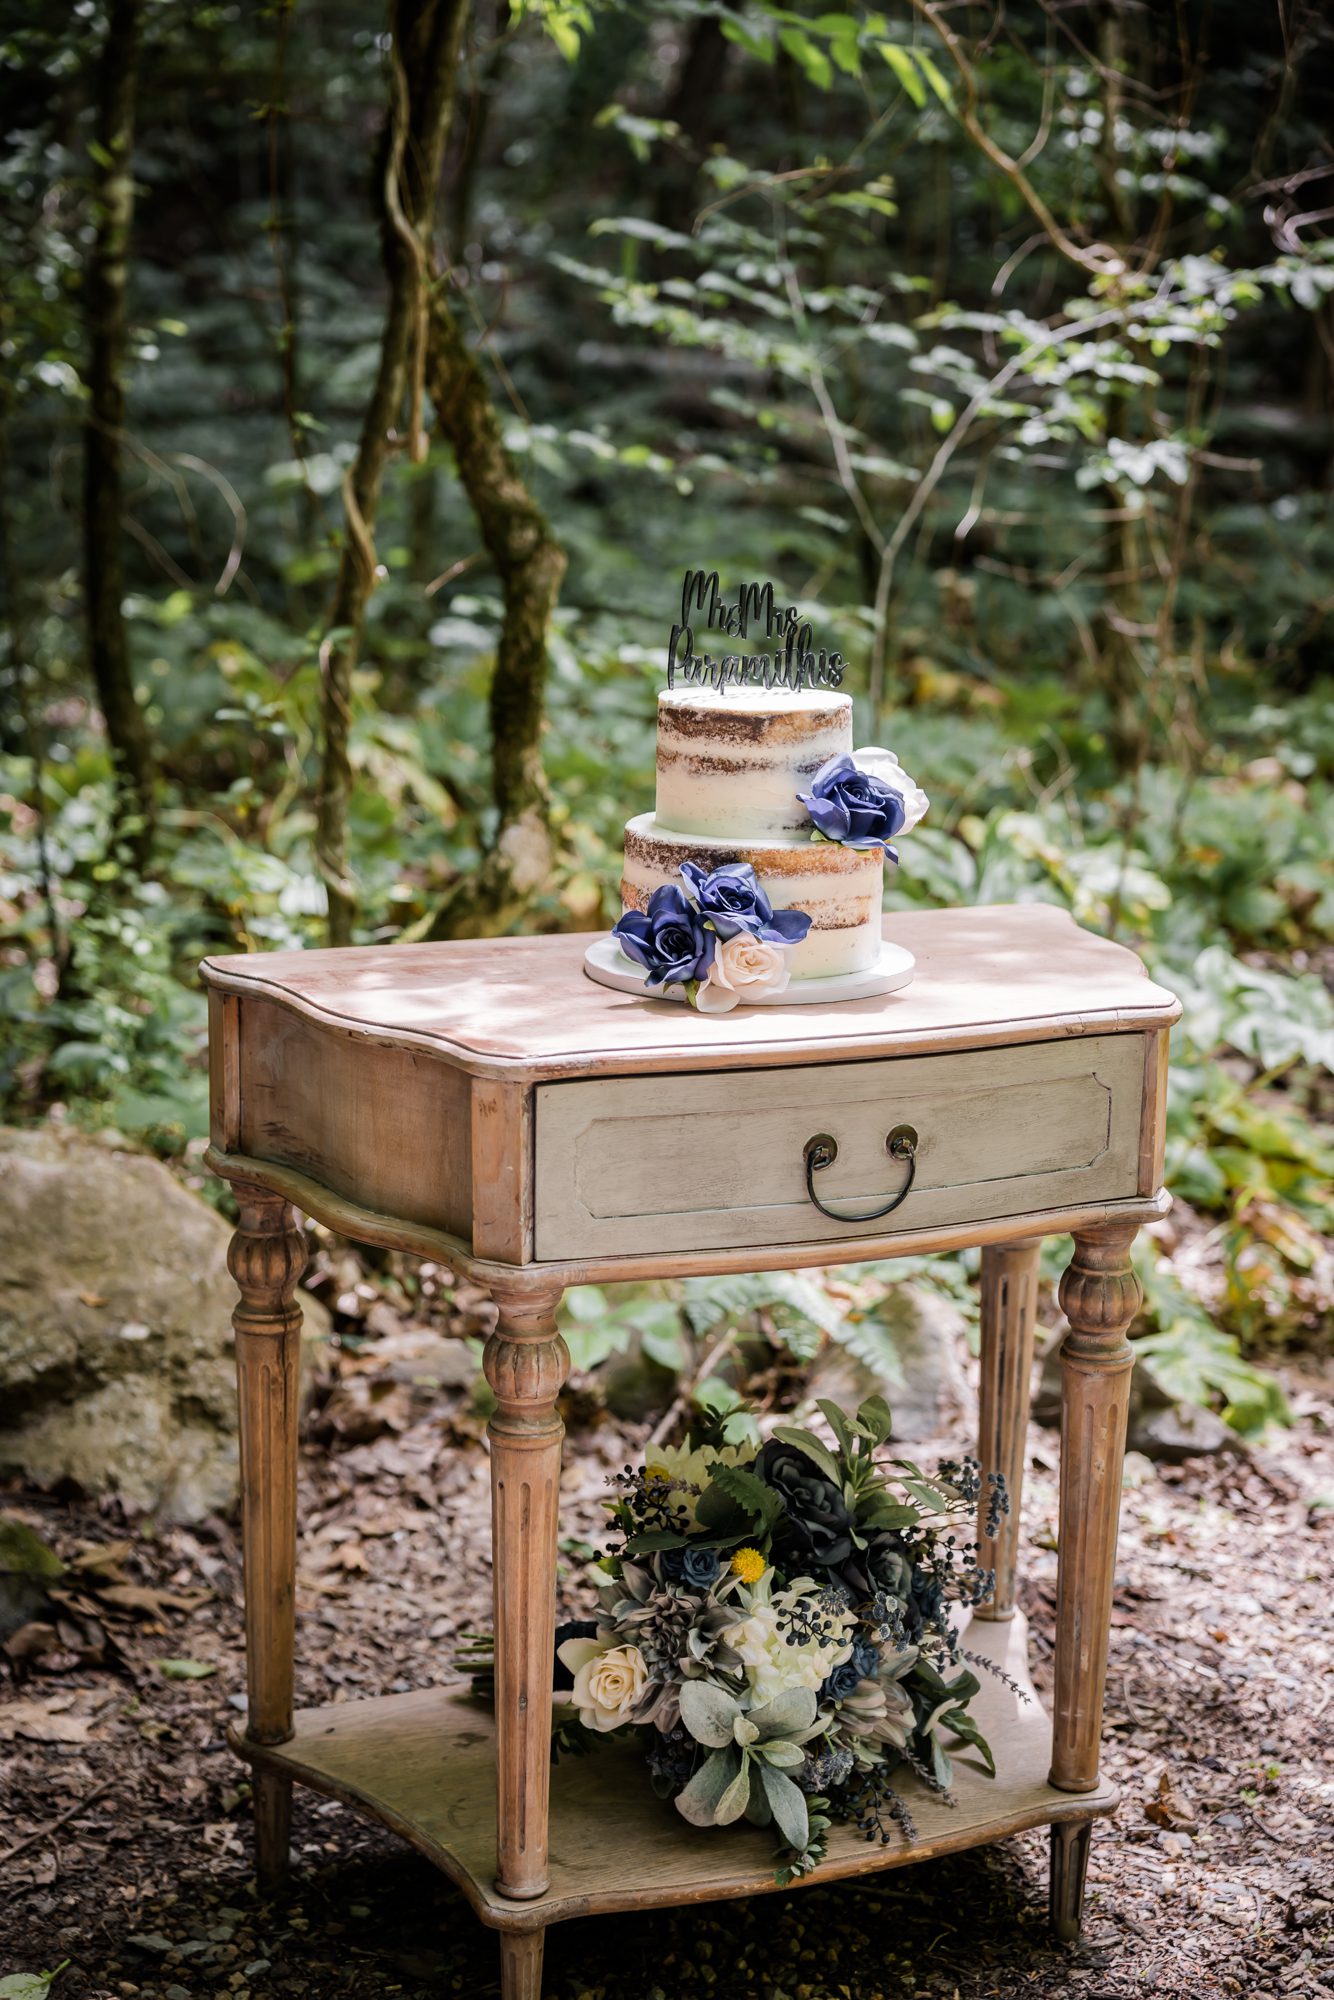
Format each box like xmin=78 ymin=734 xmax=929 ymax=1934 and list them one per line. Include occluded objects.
xmin=696 ymin=933 xmax=791 ymax=1013
xmin=612 ymin=860 xmax=811 ymax=1012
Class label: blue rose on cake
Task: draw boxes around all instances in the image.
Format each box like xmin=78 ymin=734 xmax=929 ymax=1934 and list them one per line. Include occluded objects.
xmin=612 ymin=883 xmax=715 ymax=989
xmin=679 ymin=860 xmax=811 ymax=944
xmin=797 ymin=748 xmax=929 ymax=856
xmin=593 ymin=684 xmax=926 ymax=1008
xmin=613 ymin=862 xmax=812 ymax=1013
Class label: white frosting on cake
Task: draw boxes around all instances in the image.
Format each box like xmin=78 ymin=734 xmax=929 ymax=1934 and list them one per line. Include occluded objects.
xmin=655 ymin=686 xmax=852 ymax=840
xmin=621 ymin=814 xmax=882 ymax=978
xmin=617 ymin=684 xmax=893 ymax=984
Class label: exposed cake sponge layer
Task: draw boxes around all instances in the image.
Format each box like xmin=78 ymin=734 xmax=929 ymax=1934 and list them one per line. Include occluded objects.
xmin=656 ymin=687 xmax=852 ymax=839
xmin=622 ymin=813 xmax=882 ymax=979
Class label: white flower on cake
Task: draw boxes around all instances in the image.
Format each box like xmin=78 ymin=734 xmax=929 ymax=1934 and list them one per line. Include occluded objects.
xmin=695 ymin=932 xmax=792 ymax=1013
xmin=557 ymin=1635 xmax=649 ymax=1732
xmin=851 ymin=747 xmax=929 ymax=833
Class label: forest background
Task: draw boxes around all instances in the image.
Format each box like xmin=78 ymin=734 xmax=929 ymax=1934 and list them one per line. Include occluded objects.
xmin=3 ymin=7 xmax=1334 ymax=1994
xmin=2 ymin=0 xmax=1333 ymax=1441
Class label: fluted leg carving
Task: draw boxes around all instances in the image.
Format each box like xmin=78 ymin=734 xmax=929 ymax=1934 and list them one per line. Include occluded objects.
xmin=1047 ymin=1221 xmax=1140 ymax=1939
xmin=975 ymin=1239 xmax=1041 ymax=1621
xmin=485 ymin=1282 xmax=569 ymax=1904
xmin=499 ymin=1928 xmax=546 ymax=2000
xmin=228 ymin=1181 xmax=306 ymax=1890
xmin=1050 ymin=1818 xmax=1094 ymax=1942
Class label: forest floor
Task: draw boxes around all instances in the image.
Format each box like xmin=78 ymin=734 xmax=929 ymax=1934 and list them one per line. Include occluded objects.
xmin=2 ymin=1299 xmax=1332 ymax=2000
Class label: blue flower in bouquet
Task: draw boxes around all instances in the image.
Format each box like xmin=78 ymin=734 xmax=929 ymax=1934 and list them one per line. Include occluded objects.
xmin=797 ymin=754 xmax=907 ymax=855
xmin=660 ymin=1544 xmax=722 ymax=1589
xmin=679 ymin=861 xmax=811 ymax=945
xmin=820 ymin=1637 xmax=880 ymax=1703
xmin=613 ymin=884 xmax=716 ymax=987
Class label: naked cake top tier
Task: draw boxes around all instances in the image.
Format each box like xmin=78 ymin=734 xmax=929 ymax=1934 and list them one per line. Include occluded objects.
xmin=655 ymin=685 xmax=853 ymax=841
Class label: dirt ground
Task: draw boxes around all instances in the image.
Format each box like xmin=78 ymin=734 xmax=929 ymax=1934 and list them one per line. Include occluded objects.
xmin=2 ymin=1293 xmax=1332 ymax=2000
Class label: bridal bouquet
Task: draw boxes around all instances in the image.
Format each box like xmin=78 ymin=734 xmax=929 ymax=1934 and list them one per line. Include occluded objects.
xmin=552 ymin=1396 xmax=1009 ymax=1882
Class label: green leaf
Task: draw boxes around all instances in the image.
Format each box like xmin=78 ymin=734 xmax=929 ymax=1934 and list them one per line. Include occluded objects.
xmin=0 ymin=1968 xmax=69 ymax=2000
xmin=878 ymin=42 xmax=926 ymax=107
xmin=704 ymin=1461 xmax=785 ymax=1531
xmin=815 ymin=1399 xmax=854 ymax=1458
xmin=938 ymin=1707 xmax=995 ymax=1776
xmin=856 ymin=1495 xmax=919 ymax=1531
xmin=771 ymin=1426 xmax=842 ymax=1488
xmin=156 ymin=1658 xmax=217 ymax=1681
xmin=622 ymin=1527 xmax=692 ymax=1553
xmin=749 ymin=1685 xmax=818 ymax=1738
xmin=778 ymin=26 xmax=832 ymax=89
xmin=856 ymin=1394 xmax=894 ymax=1446
xmin=757 ymin=1739 xmax=804 ymax=1768
xmin=715 ymin=1760 xmax=755 ymax=1825
xmin=914 ymin=49 xmax=954 ymax=107
xmin=675 ymin=1746 xmax=740 ymax=1826
xmin=759 ymin=1762 xmax=810 ymax=1850
xmin=678 ymin=1679 xmax=740 ymax=1749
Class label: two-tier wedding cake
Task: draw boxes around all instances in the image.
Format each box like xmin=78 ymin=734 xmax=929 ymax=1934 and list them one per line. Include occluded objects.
xmin=585 ymin=669 xmax=928 ymax=1012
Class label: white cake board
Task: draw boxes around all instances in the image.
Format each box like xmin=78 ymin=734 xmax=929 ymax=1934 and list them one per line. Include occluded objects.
xmin=582 ymin=935 xmax=915 ymax=1006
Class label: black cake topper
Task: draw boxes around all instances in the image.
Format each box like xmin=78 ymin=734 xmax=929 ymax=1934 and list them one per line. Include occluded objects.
xmin=666 ymin=571 xmax=846 ymax=691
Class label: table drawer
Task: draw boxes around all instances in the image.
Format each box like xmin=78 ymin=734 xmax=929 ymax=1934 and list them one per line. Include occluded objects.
xmin=533 ymin=1033 xmax=1147 ymax=1261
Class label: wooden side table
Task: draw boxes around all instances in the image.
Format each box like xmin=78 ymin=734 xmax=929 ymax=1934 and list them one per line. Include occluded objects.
xmin=202 ymin=905 xmax=1178 ymax=1999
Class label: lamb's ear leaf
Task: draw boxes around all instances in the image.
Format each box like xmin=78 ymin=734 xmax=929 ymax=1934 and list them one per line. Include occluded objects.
xmin=759 ymin=1763 xmax=810 ymax=1851
xmin=675 ymin=1747 xmax=739 ymax=1826
xmin=749 ymin=1685 xmax=817 ymax=1737
xmin=745 ymin=1778 xmax=773 ymax=1827
xmin=757 ymin=1739 xmax=804 ymax=1769
xmin=714 ymin=1761 xmax=754 ymax=1826
xmin=771 ymin=1426 xmax=842 ymax=1487
xmin=678 ymin=1679 xmax=740 ymax=1748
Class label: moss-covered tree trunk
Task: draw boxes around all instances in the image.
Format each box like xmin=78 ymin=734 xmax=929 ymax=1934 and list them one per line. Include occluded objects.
xmin=422 ymin=290 xmax=566 ymax=939
xmin=83 ymin=0 xmax=152 ymax=867
xmin=314 ymin=0 xmax=468 ymax=944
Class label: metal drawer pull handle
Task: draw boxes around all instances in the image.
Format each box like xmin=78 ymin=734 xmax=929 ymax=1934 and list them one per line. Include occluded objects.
xmin=803 ymin=1125 xmax=918 ymax=1223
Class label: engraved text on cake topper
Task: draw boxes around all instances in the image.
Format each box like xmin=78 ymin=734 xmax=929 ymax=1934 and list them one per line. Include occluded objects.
xmin=666 ymin=571 xmax=846 ymax=691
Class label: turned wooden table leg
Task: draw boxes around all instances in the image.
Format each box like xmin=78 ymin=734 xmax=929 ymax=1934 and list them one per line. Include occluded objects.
xmin=974 ymin=1239 xmax=1041 ymax=1621
xmin=499 ymin=1929 xmax=546 ymax=2000
xmin=228 ymin=1181 xmax=306 ymax=1892
xmin=485 ymin=1280 xmax=569 ymax=1925
xmin=1048 ymin=1220 xmax=1141 ymax=1941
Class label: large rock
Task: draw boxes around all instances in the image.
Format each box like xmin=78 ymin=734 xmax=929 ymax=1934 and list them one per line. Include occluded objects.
xmin=0 ymin=1125 xmax=327 ymax=1521
xmin=801 ymin=1281 xmax=976 ymax=1442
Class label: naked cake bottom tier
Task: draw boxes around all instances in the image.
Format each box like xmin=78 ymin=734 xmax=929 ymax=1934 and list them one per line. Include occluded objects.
xmin=621 ymin=811 xmax=883 ymax=979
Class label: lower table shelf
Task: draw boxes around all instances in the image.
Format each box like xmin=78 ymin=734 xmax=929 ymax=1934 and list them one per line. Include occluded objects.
xmin=229 ymin=1610 xmax=1115 ymax=1933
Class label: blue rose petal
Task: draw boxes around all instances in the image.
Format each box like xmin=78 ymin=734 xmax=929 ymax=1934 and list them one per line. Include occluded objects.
xmin=613 ymin=883 xmax=715 ymax=988
xmin=798 ymin=753 xmax=907 ymax=854
xmin=679 ymin=859 xmax=812 ymax=946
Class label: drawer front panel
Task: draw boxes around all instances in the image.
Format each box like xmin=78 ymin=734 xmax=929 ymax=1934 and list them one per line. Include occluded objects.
xmin=533 ymin=1035 xmax=1146 ymax=1261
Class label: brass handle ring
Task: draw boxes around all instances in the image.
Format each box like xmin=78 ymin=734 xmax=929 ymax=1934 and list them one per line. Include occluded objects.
xmin=803 ymin=1125 xmax=918 ymax=1223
